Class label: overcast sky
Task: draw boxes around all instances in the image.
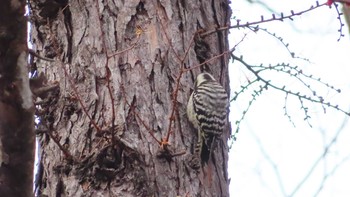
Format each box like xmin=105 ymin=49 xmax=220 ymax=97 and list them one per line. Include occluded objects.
xmin=228 ymin=1 xmax=350 ymax=197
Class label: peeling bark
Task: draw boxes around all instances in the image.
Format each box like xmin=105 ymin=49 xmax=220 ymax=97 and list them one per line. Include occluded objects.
xmin=30 ymin=0 xmax=231 ymax=196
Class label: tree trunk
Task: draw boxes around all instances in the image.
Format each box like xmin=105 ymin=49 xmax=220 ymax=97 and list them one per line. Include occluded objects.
xmin=0 ymin=1 xmax=35 ymax=197
xmin=30 ymin=0 xmax=231 ymax=196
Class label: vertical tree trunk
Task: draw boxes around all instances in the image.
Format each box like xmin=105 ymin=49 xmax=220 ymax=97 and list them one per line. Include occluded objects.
xmin=0 ymin=1 xmax=35 ymax=197
xmin=30 ymin=0 xmax=231 ymax=196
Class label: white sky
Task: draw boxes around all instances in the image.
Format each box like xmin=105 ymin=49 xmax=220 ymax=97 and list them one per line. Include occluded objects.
xmin=228 ymin=1 xmax=350 ymax=197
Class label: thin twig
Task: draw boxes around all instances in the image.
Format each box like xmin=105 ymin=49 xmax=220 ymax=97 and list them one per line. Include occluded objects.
xmin=200 ymin=1 xmax=326 ymax=37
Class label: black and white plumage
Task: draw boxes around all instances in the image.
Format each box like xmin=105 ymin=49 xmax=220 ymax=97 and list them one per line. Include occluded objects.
xmin=187 ymin=72 xmax=229 ymax=163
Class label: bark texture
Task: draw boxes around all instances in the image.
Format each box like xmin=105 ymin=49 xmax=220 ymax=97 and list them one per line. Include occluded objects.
xmin=30 ymin=0 xmax=231 ymax=196
xmin=0 ymin=1 xmax=35 ymax=196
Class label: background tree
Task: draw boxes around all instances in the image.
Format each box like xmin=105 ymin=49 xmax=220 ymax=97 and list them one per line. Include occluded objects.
xmin=0 ymin=1 xmax=35 ymax=196
xmin=29 ymin=0 xmax=231 ymax=196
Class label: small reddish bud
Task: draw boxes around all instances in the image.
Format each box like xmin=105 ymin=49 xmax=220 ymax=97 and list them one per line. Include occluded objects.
xmin=327 ymin=0 xmax=334 ymax=6
xmin=327 ymin=0 xmax=350 ymax=6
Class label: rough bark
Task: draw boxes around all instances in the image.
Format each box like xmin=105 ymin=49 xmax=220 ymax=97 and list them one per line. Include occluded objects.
xmin=0 ymin=1 xmax=35 ymax=196
xmin=30 ymin=0 xmax=231 ymax=196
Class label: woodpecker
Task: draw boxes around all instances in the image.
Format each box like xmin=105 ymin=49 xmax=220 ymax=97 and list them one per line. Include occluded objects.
xmin=187 ymin=72 xmax=229 ymax=164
